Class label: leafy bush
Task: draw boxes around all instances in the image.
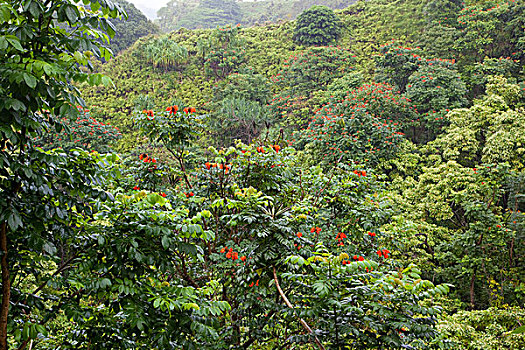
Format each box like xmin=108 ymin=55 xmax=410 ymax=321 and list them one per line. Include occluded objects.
xmin=213 ymin=68 xmax=271 ymax=104
xmin=136 ymin=35 xmax=188 ymax=71
xmin=209 ymin=97 xmax=273 ymax=145
xmin=295 ymin=82 xmax=416 ymax=167
xmin=293 ymin=5 xmax=340 ymax=46
xmin=201 ymin=24 xmax=247 ymax=79
xmin=438 ymin=307 xmax=525 ymax=350
xmin=32 ymin=107 xmax=121 ymax=152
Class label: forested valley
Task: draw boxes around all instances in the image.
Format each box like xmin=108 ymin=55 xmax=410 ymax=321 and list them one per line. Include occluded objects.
xmin=1 ymin=0 xmax=525 ymax=349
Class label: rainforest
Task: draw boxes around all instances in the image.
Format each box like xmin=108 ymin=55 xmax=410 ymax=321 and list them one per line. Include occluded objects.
xmin=1 ymin=0 xmax=525 ymax=349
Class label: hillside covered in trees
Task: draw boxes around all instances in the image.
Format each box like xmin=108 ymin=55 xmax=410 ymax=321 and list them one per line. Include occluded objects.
xmin=1 ymin=0 xmax=525 ymax=349
xmin=109 ymin=0 xmax=159 ymax=54
xmin=156 ymin=0 xmax=357 ymax=32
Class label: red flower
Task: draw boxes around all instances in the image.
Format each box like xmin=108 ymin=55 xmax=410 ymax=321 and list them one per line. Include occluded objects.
xmin=166 ymin=105 xmax=179 ymax=114
xmin=358 ymin=256 xmax=364 ymax=261
xmin=377 ymin=250 xmax=382 ymax=257
xmin=133 ymin=186 xmax=140 ymax=190
xmin=220 ymin=247 xmax=227 ymax=253
xmin=336 ymin=232 xmax=347 ymax=240
xmin=382 ymin=249 xmax=390 ymax=258
xmin=189 ymin=107 xmax=196 ymax=113
xmin=160 ymin=192 xmax=167 ymax=197
xmin=205 ymin=162 xmax=211 ymax=170
xmin=240 ymin=256 xmax=246 ymax=262
xmin=297 ymin=232 xmax=302 ymax=238
xmin=353 ymin=255 xmax=358 ymax=260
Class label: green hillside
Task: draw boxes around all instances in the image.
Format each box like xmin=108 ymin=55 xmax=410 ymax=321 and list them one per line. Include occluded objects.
xmin=156 ymin=0 xmax=357 ymax=32
xmin=110 ymin=0 xmax=160 ymax=54
xmin=2 ymin=0 xmax=525 ymax=349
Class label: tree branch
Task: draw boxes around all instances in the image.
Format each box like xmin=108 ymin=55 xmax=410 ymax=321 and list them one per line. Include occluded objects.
xmin=272 ymin=266 xmax=325 ymax=350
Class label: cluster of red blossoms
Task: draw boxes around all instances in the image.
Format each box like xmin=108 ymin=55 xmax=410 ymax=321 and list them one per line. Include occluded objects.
xmin=353 ymin=170 xmax=367 ymax=176
xmin=184 ymin=192 xmax=194 ymax=198
xmin=368 ymin=231 xmax=377 ymax=237
xmin=256 ymin=145 xmax=281 ymax=153
xmin=336 ymin=232 xmax=347 ymax=246
xmin=166 ymin=105 xmax=178 ymax=114
xmin=183 ymin=107 xmax=197 ymax=113
xmin=377 ymin=249 xmax=390 ymax=258
xmin=205 ymin=162 xmax=231 ymax=173
xmin=220 ymin=247 xmax=247 ymax=262
xmin=139 ymin=153 xmax=157 ymax=163
xmin=342 ymin=255 xmax=365 ymax=265
xmin=310 ymin=227 xmax=322 ymax=234
xmin=143 ymin=109 xmax=154 ymax=117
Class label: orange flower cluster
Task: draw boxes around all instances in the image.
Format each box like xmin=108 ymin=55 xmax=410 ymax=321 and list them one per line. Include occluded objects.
xmin=353 ymin=170 xmax=367 ymax=176
xmin=143 ymin=109 xmax=154 ymax=118
xmin=184 ymin=192 xmax=194 ymax=198
xmin=368 ymin=231 xmax=376 ymax=237
xmin=183 ymin=107 xmax=197 ymax=113
xmin=310 ymin=227 xmax=322 ymax=234
xmin=205 ymin=162 xmax=231 ymax=173
xmin=220 ymin=247 xmax=246 ymax=262
xmin=256 ymin=145 xmax=280 ymax=153
xmin=166 ymin=105 xmax=178 ymax=114
xmin=376 ymin=249 xmax=390 ymax=258
xmin=336 ymin=232 xmax=347 ymax=246
xmin=139 ymin=153 xmax=157 ymax=163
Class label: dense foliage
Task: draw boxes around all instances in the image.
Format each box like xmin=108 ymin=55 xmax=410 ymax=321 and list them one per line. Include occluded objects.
xmin=109 ymin=0 xmax=159 ymax=54
xmin=157 ymin=0 xmax=356 ymax=32
xmin=293 ymin=5 xmax=340 ymax=46
xmin=2 ymin=0 xmax=525 ymax=349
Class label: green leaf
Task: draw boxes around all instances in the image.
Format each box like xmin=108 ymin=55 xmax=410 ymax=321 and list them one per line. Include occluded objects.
xmin=511 ymin=325 xmax=525 ymax=334
xmin=161 ymin=235 xmax=170 ymax=249
xmin=6 ymin=36 xmax=23 ymax=51
xmin=0 ymin=36 xmax=7 ymax=50
xmin=7 ymin=212 xmax=22 ymax=230
xmin=64 ymin=5 xmax=78 ymax=24
xmin=101 ymin=75 xmax=114 ymax=88
xmin=23 ymin=73 xmax=37 ymax=89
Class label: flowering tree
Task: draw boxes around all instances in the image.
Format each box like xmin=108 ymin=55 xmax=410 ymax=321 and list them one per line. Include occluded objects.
xmin=295 ymin=82 xmax=416 ymax=167
xmin=32 ymin=106 xmax=121 ymax=152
